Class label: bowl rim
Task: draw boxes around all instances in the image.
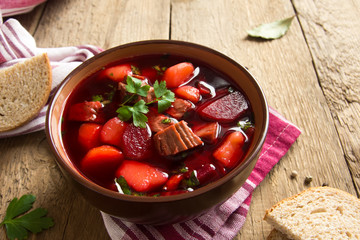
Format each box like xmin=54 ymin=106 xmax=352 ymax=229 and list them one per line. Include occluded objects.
xmin=46 ymin=39 xmax=269 ymax=203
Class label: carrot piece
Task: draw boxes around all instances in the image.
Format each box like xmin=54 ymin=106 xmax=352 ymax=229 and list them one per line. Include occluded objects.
xmin=174 ymin=85 xmax=200 ymax=103
xmin=78 ymin=123 xmax=102 ymax=151
xmin=115 ymin=160 xmax=168 ymax=192
xmin=162 ymin=62 xmax=194 ymax=88
xmin=163 ymin=174 xmax=184 ymax=191
xmin=99 ymin=64 xmax=132 ymax=82
xmin=80 ymin=145 xmax=124 ymax=182
xmin=100 ymin=117 xmax=128 ymax=147
xmin=212 ymin=131 xmax=245 ymax=168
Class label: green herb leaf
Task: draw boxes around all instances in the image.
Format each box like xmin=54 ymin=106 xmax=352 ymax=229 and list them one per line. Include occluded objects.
xmin=157 ymin=99 xmax=172 ymax=113
xmin=161 ymin=118 xmax=171 ymax=124
xmin=237 ymin=119 xmax=253 ymax=131
xmin=117 ymin=100 xmax=149 ymax=128
xmin=153 ymin=80 xmax=167 ymax=98
xmin=115 ymin=176 xmax=132 ymax=195
xmin=116 ymin=106 xmax=133 ymax=122
xmin=182 ymin=170 xmax=200 ymax=188
xmin=247 ymin=16 xmax=295 ymax=40
xmin=125 ymin=76 xmax=150 ymax=97
xmin=131 ymin=65 xmax=141 ymax=75
xmin=92 ymin=95 xmax=103 ymax=102
xmin=1 ymin=194 xmax=54 ymax=240
xmin=132 ymin=100 xmax=149 ymax=128
xmin=153 ymin=80 xmax=175 ymax=112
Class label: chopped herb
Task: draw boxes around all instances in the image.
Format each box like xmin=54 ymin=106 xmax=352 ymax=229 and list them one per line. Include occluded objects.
xmin=161 ymin=118 xmax=171 ymax=124
xmin=0 ymin=194 xmax=54 ymax=240
xmin=237 ymin=119 xmax=253 ymax=131
xmin=92 ymin=84 xmax=116 ymax=104
xmin=92 ymin=95 xmax=104 ymax=102
xmin=115 ymin=176 xmax=132 ymax=195
xmin=178 ymin=166 xmax=189 ymax=173
xmin=131 ymin=65 xmax=141 ymax=75
xmin=153 ymin=65 xmax=167 ymax=75
xmin=182 ymin=170 xmax=200 ymax=188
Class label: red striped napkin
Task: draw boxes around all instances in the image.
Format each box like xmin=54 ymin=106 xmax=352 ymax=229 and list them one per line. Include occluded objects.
xmin=0 ymin=0 xmax=47 ymax=17
xmin=101 ymin=107 xmax=301 ymax=240
xmin=0 ymin=18 xmax=103 ymax=138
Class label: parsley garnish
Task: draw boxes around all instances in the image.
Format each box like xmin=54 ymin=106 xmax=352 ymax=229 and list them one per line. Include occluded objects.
xmin=237 ymin=119 xmax=253 ymax=131
xmin=0 ymin=194 xmax=54 ymax=240
xmin=115 ymin=176 xmax=132 ymax=195
xmin=117 ymin=100 xmax=149 ymax=128
xmin=125 ymin=76 xmax=150 ymax=98
xmin=91 ymin=84 xmax=116 ymax=104
xmin=116 ymin=76 xmax=175 ymax=128
xmin=153 ymin=80 xmax=175 ymax=112
xmin=92 ymin=95 xmax=103 ymax=102
xmin=182 ymin=170 xmax=200 ymax=188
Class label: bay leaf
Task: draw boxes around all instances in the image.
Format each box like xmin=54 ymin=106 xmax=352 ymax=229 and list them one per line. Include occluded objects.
xmin=247 ymin=16 xmax=295 ymax=40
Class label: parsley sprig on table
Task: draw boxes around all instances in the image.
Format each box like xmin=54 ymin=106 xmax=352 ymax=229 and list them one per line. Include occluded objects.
xmin=116 ymin=76 xmax=175 ymax=128
xmin=0 ymin=194 xmax=54 ymax=240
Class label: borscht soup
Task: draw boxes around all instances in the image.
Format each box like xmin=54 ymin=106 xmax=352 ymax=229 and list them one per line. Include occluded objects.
xmin=61 ymin=54 xmax=254 ymax=197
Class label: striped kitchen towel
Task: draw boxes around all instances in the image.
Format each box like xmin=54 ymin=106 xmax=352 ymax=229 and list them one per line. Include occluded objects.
xmin=0 ymin=17 xmax=102 ymax=138
xmin=0 ymin=0 xmax=46 ymax=17
xmin=101 ymin=107 xmax=301 ymax=240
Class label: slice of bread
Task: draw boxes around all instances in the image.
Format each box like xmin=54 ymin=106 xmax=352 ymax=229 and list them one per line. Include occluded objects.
xmin=0 ymin=53 xmax=52 ymax=132
xmin=264 ymin=187 xmax=360 ymax=240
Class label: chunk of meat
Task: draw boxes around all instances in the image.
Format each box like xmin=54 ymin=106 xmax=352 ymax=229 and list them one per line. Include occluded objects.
xmin=193 ymin=122 xmax=219 ymax=143
xmin=166 ymin=98 xmax=193 ymax=119
xmin=199 ymin=91 xmax=248 ymax=123
xmin=146 ymin=108 xmax=175 ymax=132
xmin=153 ymin=120 xmax=203 ymax=156
xmin=67 ymin=101 xmax=105 ymax=123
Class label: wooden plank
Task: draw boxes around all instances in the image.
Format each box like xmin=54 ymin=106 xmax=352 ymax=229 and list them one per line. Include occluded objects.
xmin=34 ymin=0 xmax=170 ymax=48
xmin=0 ymin=0 xmax=170 ymax=239
xmin=292 ymin=0 xmax=360 ymax=195
xmin=170 ymin=0 xmax=356 ymax=239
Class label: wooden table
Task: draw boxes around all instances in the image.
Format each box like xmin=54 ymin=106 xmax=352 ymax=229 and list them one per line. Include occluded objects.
xmin=1 ymin=0 xmax=359 ymax=239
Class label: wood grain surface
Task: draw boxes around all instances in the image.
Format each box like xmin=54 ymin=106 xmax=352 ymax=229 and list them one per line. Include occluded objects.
xmin=0 ymin=0 xmax=359 ymax=239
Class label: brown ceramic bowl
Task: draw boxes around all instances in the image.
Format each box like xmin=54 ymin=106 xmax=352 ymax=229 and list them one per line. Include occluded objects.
xmin=46 ymin=40 xmax=268 ymax=225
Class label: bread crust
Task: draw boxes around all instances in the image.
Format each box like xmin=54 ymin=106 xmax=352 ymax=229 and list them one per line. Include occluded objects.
xmin=0 ymin=53 xmax=52 ymax=132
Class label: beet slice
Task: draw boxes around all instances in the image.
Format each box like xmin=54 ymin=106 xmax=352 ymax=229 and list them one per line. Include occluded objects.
xmin=120 ymin=124 xmax=152 ymax=160
xmin=198 ymin=91 xmax=248 ymax=123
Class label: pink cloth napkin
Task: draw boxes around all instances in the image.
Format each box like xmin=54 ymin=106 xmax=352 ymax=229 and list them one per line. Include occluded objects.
xmin=0 ymin=17 xmax=302 ymax=240
xmin=0 ymin=0 xmax=46 ymax=17
xmin=0 ymin=18 xmax=103 ymax=138
xmin=101 ymin=107 xmax=301 ymax=240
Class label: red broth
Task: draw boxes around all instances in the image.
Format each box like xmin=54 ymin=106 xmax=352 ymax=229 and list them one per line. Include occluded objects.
xmin=61 ymin=54 xmax=254 ymax=196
